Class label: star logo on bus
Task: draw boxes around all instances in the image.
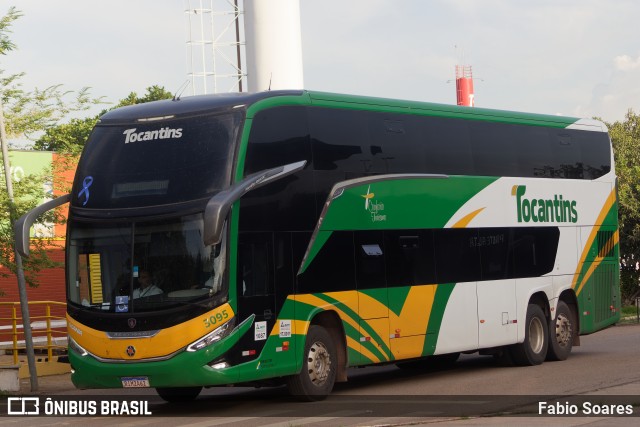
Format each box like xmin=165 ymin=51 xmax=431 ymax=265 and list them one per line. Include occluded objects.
xmin=361 ymin=185 xmax=375 ymax=210
xmin=126 ymin=345 xmax=136 ymax=357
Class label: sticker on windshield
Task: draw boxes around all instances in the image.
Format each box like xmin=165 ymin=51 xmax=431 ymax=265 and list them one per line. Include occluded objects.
xmin=115 ymin=295 xmax=129 ymax=313
xmin=78 ymin=176 xmax=93 ymax=206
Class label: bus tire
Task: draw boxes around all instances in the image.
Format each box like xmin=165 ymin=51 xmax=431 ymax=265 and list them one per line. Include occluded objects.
xmin=510 ymin=304 xmax=548 ymax=366
xmin=547 ymin=301 xmax=574 ymax=361
xmin=287 ymin=325 xmax=337 ymax=401
xmin=155 ymin=386 xmax=202 ymax=402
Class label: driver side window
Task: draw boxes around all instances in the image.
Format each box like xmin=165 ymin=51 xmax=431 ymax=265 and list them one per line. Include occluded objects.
xmin=237 ymin=233 xmax=274 ymax=297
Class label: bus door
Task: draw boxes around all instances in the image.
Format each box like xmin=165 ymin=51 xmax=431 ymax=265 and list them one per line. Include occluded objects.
xmin=234 ymin=232 xmax=295 ymax=363
xmin=236 ymin=232 xmax=278 ymax=358
xmin=476 ymin=228 xmax=517 ymax=348
xmin=354 ymin=231 xmax=391 ymax=364
xmin=384 ymin=231 xmax=438 ymax=361
xmin=477 ymin=280 xmax=517 ymax=347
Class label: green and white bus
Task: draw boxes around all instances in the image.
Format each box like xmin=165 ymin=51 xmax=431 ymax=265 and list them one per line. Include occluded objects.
xmin=16 ymin=90 xmax=620 ymax=401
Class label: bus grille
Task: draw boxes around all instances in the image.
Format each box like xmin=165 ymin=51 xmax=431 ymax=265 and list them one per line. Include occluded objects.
xmin=593 ymin=262 xmax=616 ymax=324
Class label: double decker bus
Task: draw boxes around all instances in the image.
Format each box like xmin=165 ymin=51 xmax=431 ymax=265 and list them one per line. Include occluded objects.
xmin=16 ymin=90 xmax=619 ymax=401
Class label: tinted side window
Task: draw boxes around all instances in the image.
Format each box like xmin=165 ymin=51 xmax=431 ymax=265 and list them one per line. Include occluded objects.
xmin=469 ymin=121 xmax=519 ymax=177
xmin=477 ymin=228 xmax=512 ymax=280
xmin=240 ymin=106 xmax=315 ymax=231
xmin=309 ymin=108 xmax=371 ymax=174
xmin=580 ymin=131 xmax=611 ymax=179
xmin=549 ymin=131 xmax=583 ymax=179
xmin=354 ymin=231 xmax=386 ymax=289
xmin=244 ymin=106 xmax=311 ymax=175
xmin=434 ymin=228 xmax=481 ymax=283
xmin=367 ymin=113 xmax=425 ymax=173
xmin=238 ymin=233 xmax=273 ymax=297
xmin=512 ymin=227 xmax=559 ymax=277
xmin=423 ymin=116 xmax=474 ymax=175
xmin=385 ymin=230 xmax=436 ymax=287
xmin=297 ymin=231 xmax=355 ymax=293
xmin=516 ymin=126 xmax=554 ymax=178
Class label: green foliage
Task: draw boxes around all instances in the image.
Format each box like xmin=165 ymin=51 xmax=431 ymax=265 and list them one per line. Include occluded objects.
xmin=33 ymin=117 xmax=96 ymax=155
xmin=605 ymin=110 xmax=640 ymax=304
xmin=1 ymin=7 xmax=103 ymax=143
xmin=621 ymin=305 xmax=637 ymax=317
xmin=0 ymin=168 xmax=63 ymax=289
xmin=0 ymin=7 xmax=92 ymax=290
xmin=0 ymin=6 xmax=21 ymax=55
xmin=114 ymin=85 xmax=173 ymax=109
xmin=34 ymin=85 xmax=174 ymax=154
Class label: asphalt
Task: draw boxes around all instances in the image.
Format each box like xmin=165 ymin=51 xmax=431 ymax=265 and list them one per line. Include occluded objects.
xmin=18 ymin=371 xmax=76 ymax=395
xmin=12 ymin=372 xmax=640 ymax=425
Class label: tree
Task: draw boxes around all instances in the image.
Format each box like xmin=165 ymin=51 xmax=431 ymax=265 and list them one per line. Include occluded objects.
xmin=114 ymin=85 xmax=173 ymax=108
xmin=0 ymin=168 xmax=64 ymax=289
xmin=34 ymin=85 xmax=173 ymax=154
xmin=605 ymin=110 xmax=640 ymax=305
xmin=0 ymin=7 xmax=100 ymax=289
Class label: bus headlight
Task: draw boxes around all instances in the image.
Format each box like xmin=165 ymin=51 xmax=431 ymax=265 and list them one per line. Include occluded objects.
xmin=68 ymin=335 xmax=88 ymax=357
xmin=186 ymin=319 xmax=235 ymax=352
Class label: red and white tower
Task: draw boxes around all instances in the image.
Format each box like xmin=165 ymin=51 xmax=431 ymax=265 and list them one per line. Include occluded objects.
xmin=455 ymin=65 xmax=474 ymax=107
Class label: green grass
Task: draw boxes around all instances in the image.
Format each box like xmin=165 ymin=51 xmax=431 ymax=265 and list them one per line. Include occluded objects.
xmin=621 ymin=305 xmax=638 ymax=317
xmin=619 ymin=305 xmax=639 ymax=324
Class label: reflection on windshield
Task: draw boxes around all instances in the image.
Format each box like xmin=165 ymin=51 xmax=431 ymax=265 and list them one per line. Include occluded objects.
xmin=67 ymin=214 xmax=227 ymax=313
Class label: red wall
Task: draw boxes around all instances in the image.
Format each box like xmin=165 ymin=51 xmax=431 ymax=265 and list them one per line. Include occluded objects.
xmin=0 ymin=249 xmax=67 ymax=334
xmin=0 ymin=153 xmax=76 ymax=330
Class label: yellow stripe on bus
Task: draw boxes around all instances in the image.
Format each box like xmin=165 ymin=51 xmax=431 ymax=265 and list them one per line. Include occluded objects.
xmin=68 ymin=303 xmax=234 ymax=360
xmin=389 ymin=285 xmax=436 ymax=336
xmin=345 ymin=335 xmax=381 ymax=364
xmin=572 ymin=189 xmax=616 ymax=295
xmin=574 ymin=230 xmax=619 ymax=296
xmin=452 ymin=207 xmax=485 ymax=228
xmin=293 ymin=292 xmax=389 ymax=362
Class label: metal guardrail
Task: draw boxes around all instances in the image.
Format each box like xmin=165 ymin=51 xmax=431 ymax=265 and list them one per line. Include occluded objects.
xmin=0 ymin=301 xmax=67 ymax=365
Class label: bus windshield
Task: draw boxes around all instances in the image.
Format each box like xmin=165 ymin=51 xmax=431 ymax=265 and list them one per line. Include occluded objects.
xmin=67 ymin=213 xmax=227 ymax=313
xmin=72 ymin=112 xmax=242 ymax=209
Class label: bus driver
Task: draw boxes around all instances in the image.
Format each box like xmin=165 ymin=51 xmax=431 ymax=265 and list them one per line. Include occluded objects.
xmin=133 ymin=270 xmax=163 ymax=299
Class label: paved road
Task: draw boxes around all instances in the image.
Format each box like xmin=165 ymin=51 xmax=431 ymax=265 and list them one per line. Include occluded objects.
xmin=5 ymin=323 xmax=640 ymax=426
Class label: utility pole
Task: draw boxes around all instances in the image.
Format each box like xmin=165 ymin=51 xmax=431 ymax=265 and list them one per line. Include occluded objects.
xmin=0 ymin=97 xmax=39 ymax=391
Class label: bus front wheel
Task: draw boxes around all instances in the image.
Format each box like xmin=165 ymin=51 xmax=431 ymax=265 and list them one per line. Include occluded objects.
xmin=287 ymin=325 xmax=337 ymax=401
xmin=510 ymin=303 xmax=548 ymax=366
xmin=156 ymin=386 xmax=202 ymax=403
xmin=546 ymin=301 xmax=574 ymax=361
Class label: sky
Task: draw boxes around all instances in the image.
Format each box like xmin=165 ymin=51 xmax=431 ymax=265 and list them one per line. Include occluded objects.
xmin=2 ymin=0 xmax=640 ymax=134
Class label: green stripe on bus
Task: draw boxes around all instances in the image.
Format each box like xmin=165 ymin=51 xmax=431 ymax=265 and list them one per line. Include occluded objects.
xmin=424 ymin=283 xmax=456 ymax=356
xmin=314 ymin=292 xmax=392 ymax=361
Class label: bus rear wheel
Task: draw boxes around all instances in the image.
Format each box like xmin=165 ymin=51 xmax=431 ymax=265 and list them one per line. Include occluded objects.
xmin=287 ymin=325 xmax=337 ymax=401
xmin=156 ymin=386 xmax=202 ymax=402
xmin=510 ymin=303 xmax=548 ymax=366
xmin=547 ymin=301 xmax=574 ymax=361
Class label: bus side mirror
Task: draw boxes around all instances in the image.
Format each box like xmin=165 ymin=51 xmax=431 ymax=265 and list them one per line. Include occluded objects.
xmin=203 ymin=160 xmax=306 ymax=246
xmin=13 ymin=194 xmax=71 ymax=258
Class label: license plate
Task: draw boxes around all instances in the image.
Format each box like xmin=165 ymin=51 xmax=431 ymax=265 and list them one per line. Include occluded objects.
xmin=121 ymin=376 xmax=150 ymax=388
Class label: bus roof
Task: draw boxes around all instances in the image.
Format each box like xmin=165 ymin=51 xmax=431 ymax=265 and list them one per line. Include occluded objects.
xmin=99 ymin=90 xmax=606 ymax=132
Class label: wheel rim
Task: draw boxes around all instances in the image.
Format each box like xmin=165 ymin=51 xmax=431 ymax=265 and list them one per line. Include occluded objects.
xmin=307 ymin=341 xmax=331 ymax=386
xmin=555 ymin=313 xmax=572 ymax=348
xmin=528 ymin=316 xmax=545 ymax=354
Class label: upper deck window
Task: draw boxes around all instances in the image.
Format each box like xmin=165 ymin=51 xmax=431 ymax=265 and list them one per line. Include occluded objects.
xmin=72 ymin=112 xmax=242 ymax=209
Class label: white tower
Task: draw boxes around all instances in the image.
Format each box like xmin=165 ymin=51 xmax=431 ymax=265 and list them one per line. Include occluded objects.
xmin=184 ymin=0 xmax=246 ymax=95
xmin=244 ymin=0 xmax=304 ymax=92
